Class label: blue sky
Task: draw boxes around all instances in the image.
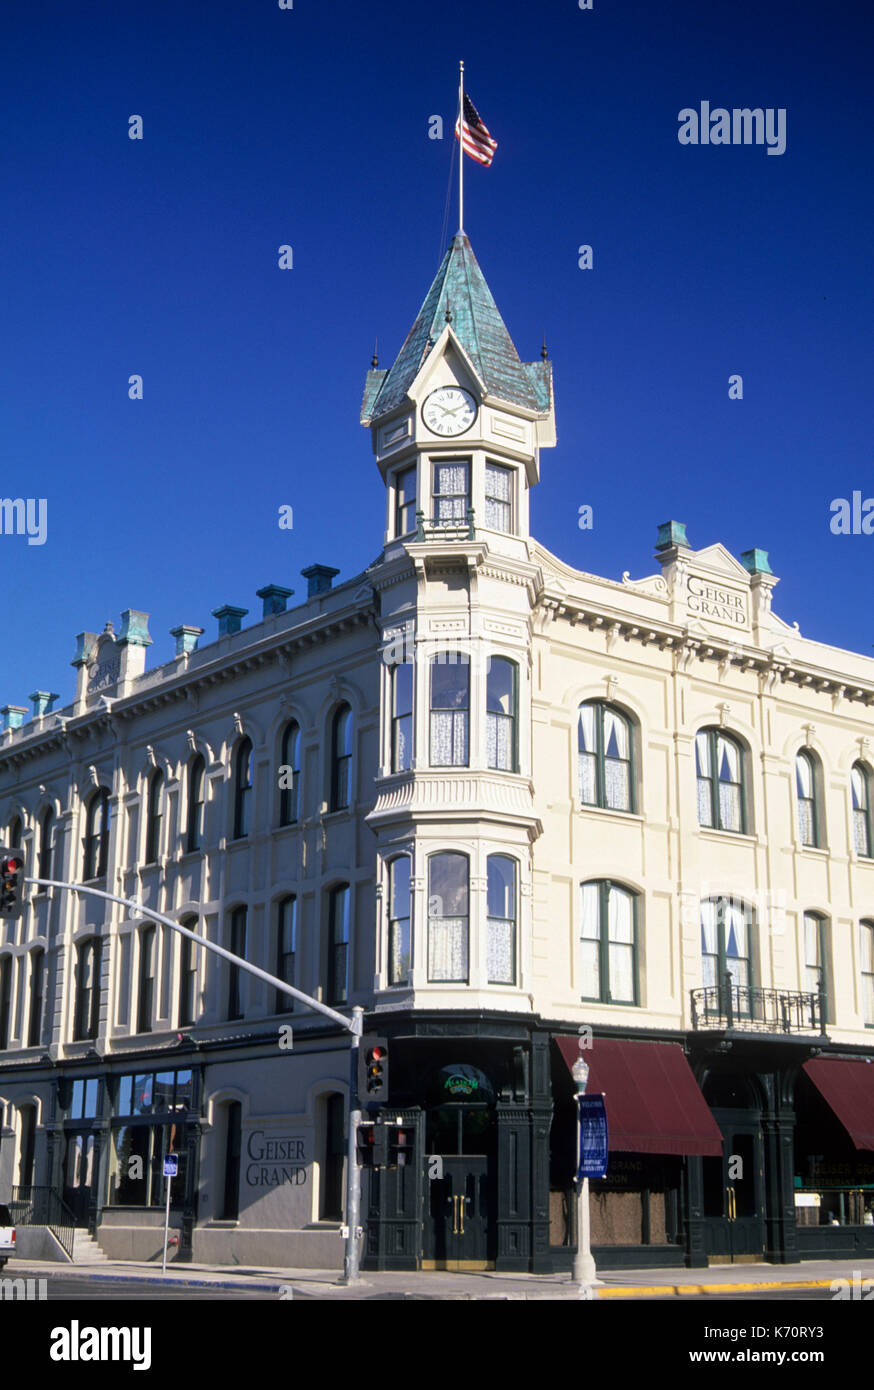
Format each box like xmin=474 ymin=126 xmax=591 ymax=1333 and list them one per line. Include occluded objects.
xmin=1 ymin=0 xmax=872 ymax=706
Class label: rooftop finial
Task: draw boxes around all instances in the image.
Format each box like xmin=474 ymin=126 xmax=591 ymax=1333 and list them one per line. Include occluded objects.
xmin=371 ymin=338 xmax=379 ymax=369
xmin=541 ymin=331 xmax=548 ymax=361
xmin=445 ymin=302 xmax=453 ymax=324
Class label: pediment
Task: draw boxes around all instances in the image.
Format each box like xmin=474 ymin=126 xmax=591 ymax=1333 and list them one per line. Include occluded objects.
xmin=407 ymin=327 xmax=485 ymax=404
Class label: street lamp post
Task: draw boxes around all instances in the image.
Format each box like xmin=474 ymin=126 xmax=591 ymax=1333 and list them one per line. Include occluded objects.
xmin=572 ymin=1056 xmax=598 ymax=1291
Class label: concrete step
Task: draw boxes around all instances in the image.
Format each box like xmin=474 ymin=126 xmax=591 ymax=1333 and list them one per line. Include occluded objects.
xmin=70 ymin=1231 xmax=110 ymax=1264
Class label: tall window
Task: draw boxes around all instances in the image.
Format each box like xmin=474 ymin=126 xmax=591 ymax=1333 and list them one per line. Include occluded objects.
xmin=137 ymin=925 xmax=156 ymax=1034
xmin=145 ymin=770 xmax=163 ymax=863
xmin=696 ymin=729 xmax=745 ymax=833
xmin=862 ymin=921 xmax=874 ymax=1027
xmin=852 ymin=763 xmax=872 ymax=858
xmin=330 ymin=706 xmax=353 ymax=811
xmin=233 ymin=738 xmax=253 ymax=839
xmin=328 ymin=885 xmax=350 ymax=1005
xmin=430 ymin=655 xmax=469 ymax=766
xmin=433 ymin=459 xmax=469 ymax=524
xmin=178 ymin=917 xmax=198 ymax=1028
xmin=227 ymin=906 xmax=247 ymax=1020
xmin=275 ymin=896 xmax=297 ymax=1012
xmin=83 ymin=788 xmax=110 ymax=880
xmin=803 ymin=912 xmax=827 ymax=1013
xmin=0 ymin=956 xmax=11 ymax=1049
xmin=279 ymin=722 xmax=301 ymax=825
xmin=221 ymin=1101 xmax=242 ymax=1221
xmin=487 ymin=855 xmax=516 ymax=985
xmin=796 ymin=751 xmax=819 ymax=847
xmin=186 ymin=755 xmax=205 ymax=853
xmin=388 ymin=857 xmax=411 ymax=986
xmin=580 ymin=881 xmax=637 ymax=1005
xmin=578 ymin=702 xmax=633 ymax=812
xmin=28 ymin=948 xmax=44 ymax=1047
xmin=391 ymin=664 xmax=413 ymax=773
xmin=428 ymin=853 xmax=468 ymax=983
xmin=38 ymin=807 xmax=54 ymax=881
xmin=484 ymin=462 xmax=512 ymax=533
xmin=701 ymin=897 xmax=753 ymax=1013
xmin=74 ymin=938 xmax=102 ymax=1041
xmin=487 ymin=658 xmax=517 ymax=772
xmin=8 ymin=816 xmax=22 ymax=849
xmin=395 ymin=465 xmax=417 ymax=536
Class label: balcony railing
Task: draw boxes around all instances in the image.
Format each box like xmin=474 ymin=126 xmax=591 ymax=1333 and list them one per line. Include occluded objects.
xmin=415 ymin=508 xmax=476 ymax=542
xmin=690 ymin=977 xmax=826 ymax=1036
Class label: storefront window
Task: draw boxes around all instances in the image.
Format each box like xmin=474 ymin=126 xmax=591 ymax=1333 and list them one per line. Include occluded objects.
xmin=109 ymin=1122 xmax=187 ymax=1209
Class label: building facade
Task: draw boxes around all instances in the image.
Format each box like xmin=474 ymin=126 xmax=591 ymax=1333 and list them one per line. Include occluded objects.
xmin=1 ymin=233 xmax=874 ymax=1270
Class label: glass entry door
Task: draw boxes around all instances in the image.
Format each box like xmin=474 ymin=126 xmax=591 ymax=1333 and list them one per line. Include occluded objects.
xmin=702 ymin=1110 xmax=766 ymax=1261
xmin=63 ymin=1129 xmax=95 ymax=1226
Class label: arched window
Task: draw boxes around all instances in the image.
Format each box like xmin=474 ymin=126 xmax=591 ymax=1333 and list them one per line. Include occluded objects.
xmin=862 ymin=921 xmax=874 ymax=1027
xmin=178 ymin=915 xmax=198 ymax=1028
xmin=319 ymin=1092 xmax=346 ymax=1221
xmin=852 ymin=763 xmax=872 ymax=858
xmin=580 ymin=881 xmax=637 ymax=1004
xmin=578 ymin=702 xmax=633 ymax=812
xmin=701 ymin=897 xmax=753 ymax=1017
xmin=487 ymin=659 xmax=517 ymax=772
xmin=227 ymin=906 xmax=247 ymax=1020
xmin=233 ymin=738 xmax=253 ymax=839
xmin=74 ymin=937 xmax=103 ymax=1041
xmin=328 ymin=885 xmax=350 ymax=1004
xmin=796 ymin=751 xmax=819 ymax=847
xmin=330 ymin=706 xmax=353 ymax=811
xmin=803 ymin=912 xmax=828 ymax=1019
xmin=144 ymin=770 xmax=163 ymax=863
xmin=137 ymin=925 xmax=156 ymax=1033
xmin=186 ymin=755 xmax=205 ymax=853
xmin=388 ymin=858 xmax=411 ymax=986
xmin=0 ymin=954 xmax=12 ymax=1049
xmin=428 ymin=853 xmax=469 ymax=983
xmin=430 ymin=655 xmax=469 ymax=767
xmin=8 ymin=816 xmax=22 ymax=849
xmin=279 ymin=722 xmax=301 ymax=825
xmin=275 ymin=896 xmax=297 ymax=1011
xmin=391 ymin=665 xmax=413 ymax=773
xmin=38 ymin=807 xmax=54 ymax=881
xmin=487 ymin=855 xmax=516 ymax=985
xmin=83 ymin=788 xmax=110 ymax=880
xmin=696 ymin=729 xmax=745 ymax=833
xmin=28 ymin=947 xmax=45 ymax=1047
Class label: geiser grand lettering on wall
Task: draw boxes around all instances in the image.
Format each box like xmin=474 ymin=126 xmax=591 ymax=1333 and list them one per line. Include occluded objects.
xmin=245 ymin=1130 xmax=308 ymax=1187
xmin=686 ymin=574 xmax=749 ymax=628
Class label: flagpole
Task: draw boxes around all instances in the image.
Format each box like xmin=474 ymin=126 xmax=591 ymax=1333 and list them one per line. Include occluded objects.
xmin=458 ymin=59 xmax=464 ymax=233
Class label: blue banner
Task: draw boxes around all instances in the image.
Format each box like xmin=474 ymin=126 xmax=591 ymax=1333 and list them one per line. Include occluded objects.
xmin=577 ymin=1093 xmax=608 ymax=1180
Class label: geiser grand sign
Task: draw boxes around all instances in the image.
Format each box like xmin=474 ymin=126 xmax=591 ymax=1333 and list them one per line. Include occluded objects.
xmin=245 ymin=1130 xmax=308 ymax=1187
xmin=685 ymin=573 xmax=749 ymax=629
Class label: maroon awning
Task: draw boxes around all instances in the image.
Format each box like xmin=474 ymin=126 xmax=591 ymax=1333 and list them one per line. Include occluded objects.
xmin=554 ymin=1036 xmax=723 ymax=1157
xmin=803 ymin=1058 xmax=874 ymax=1151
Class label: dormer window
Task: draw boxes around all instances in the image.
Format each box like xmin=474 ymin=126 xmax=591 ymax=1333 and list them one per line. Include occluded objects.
xmin=395 ymin=466 xmax=417 ymax=537
xmin=485 ymin=462 xmax=513 ymax=533
xmin=433 ymin=460 xmax=470 ymax=525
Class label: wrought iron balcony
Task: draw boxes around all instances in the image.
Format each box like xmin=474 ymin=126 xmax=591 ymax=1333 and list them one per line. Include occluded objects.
xmin=415 ymin=508 xmax=476 ymax=542
xmin=690 ymin=978 xmax=826 ymax=1036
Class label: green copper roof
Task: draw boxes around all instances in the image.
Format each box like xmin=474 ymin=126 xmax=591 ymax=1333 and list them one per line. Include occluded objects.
xmin=361 ymin=233 xmax=551 ymax=423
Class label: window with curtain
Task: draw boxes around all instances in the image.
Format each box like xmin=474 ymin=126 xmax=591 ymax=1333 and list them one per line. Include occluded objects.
xmin=484 ymin=462 xmax=512 ymax=533
xmin=74 ymin=938 xmax=103 ymax=1041
xmin=38 ymin=807 xmax=54 ymax=881
xmin=803 ymin=912 xmax=827 ymax=1012
xmin=395 ymin=466 xmax=417 ymax=536
xmin=388 ymin=857 xmax=411 ymax=986
xmin=796 ymin=751 xmax=819 ymax=847
xmin=279 ymin=722 xmax=301 ymax=825
xmin=430 ymin=655 xmax=469 ymax=766
xmin=330 ymin=705 xmax=353 ymax=811
xmin=579 ymin=881 xmax=637 ymax=1004
xmin=83 ymin=788 xmax=111 ymax=880
xmin=186 ymin=755 xmax=205 ymax=852
xmin=227 ymin=906 xmax=247 ymax=1020
xmin=487 ymin=658 xmax=517 ymax=772
xmin=391 ymin=664 xmax=413 ymax=773
xmin=233 ymin=738 xmax=253 ymax=839
xmin=433 ymin=460 xmax=469 ymax=524
xmin=852 ymin=763 xmax=872 ymax=857
xmin=696 ymin=729 xmax=745 ymax=833
xmin=428 ymin=853 xmax=469 ymax=982
xmin=328 ymin=885 xmax=350 ymax=1004
xmin=578 ymin=702 xmax=633 ymax=811
xmin=700 ymin=897 xmax=753 ymax=1015
xmin=487 ymin=855 xmax=516 ymax=985
xmin=145 ymin=770 xmax=163 ymax=863
xmin=275 ymin=896 xmax=297 ymax=1012
xmin=862 ymin=922 xmax=874 ymax=1026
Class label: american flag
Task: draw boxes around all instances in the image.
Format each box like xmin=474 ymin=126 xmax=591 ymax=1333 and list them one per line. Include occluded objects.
xmin=455 ymin=93 xmax=498 ymax=167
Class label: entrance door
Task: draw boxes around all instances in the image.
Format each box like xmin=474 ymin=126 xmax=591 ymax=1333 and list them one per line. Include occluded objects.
xmin=702 ymin=1110 xmax=766 ymax=1262
xmin=427 ymin=1156 xmax=490 ymax=1270
xmin=62 ymin=1130 xmax=95 ymax=1226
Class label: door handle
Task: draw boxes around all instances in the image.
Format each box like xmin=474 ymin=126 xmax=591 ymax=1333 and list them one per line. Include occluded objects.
xmin=451 ymin=1194 xmax=459 ymax=1235
xmin=727 ymin=1187 xmax=736 ymax=1221
xmin=459 ymin=1197 xmax=465 ymax=1236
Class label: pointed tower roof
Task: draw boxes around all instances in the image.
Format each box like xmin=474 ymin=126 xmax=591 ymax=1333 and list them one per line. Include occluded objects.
xmin=361 ymin=233 xmax=551 ymax=424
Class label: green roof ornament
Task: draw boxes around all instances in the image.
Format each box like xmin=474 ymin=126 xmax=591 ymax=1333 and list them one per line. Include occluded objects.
xmin=655 ymin=520 xmax=690 ymax=551
xmin=740 ymin=548 xmax=773 ymax=576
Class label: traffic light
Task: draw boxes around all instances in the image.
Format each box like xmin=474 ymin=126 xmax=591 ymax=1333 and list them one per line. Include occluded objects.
xmin=358 ymin=1035 xmax=389 ymax=1105
xmin=356 ymin=1122 xmax=375 ymax=1166
xmin=0 ymin=847 xmax=25 ymax=920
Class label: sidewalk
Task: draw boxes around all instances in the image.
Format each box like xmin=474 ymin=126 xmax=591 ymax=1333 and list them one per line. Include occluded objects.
xmin=7 ymin=1256 xmax=870 ymax=1299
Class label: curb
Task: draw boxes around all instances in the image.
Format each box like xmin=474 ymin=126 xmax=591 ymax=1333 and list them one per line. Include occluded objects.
xmin=596 ymin=1279 xmax=837 ymax=1299
xmin=11 ymin=1266 xmax=291 ymax=1293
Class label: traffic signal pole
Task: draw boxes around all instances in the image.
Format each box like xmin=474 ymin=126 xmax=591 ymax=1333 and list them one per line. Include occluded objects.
xmin=27 ymin=875 xmax=366 ymax=1283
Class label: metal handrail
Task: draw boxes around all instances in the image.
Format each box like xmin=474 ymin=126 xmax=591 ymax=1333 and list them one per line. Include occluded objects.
xmin=415 ymin=508 xmax=476 ymax=542
xmin=9 ymin=1185 xmax=76 ymax=1260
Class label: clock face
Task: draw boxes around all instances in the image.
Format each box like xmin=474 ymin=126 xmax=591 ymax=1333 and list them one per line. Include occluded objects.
xmin=422 ymin=387 xmax=477 ymax=438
